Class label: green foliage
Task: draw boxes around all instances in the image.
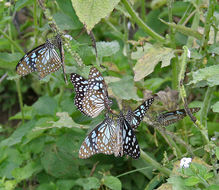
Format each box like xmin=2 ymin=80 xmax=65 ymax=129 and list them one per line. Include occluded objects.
xmin=0 ymin=0 xmax=218 ymax=189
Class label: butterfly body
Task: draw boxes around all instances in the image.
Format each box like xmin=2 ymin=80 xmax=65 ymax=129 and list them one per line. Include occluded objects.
xmin=157 ymin=107 xmax=200 ymax=126
xmin=16 ymin=39 xmax=62 ymax=79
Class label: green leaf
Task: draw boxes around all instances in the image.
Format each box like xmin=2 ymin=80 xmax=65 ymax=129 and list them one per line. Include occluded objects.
xmin=53 ymin=12 xmax=82 ymax=30
xmin=160 ymin=19 xmax=202 ymax=40
xmin=188 ymin=65 xmax=219 ymax=87
xmin=109 ymin=76 xmax=142 ymax=101
xmin=71 ymin=0 xmax=120 ymax=31
xmin=211 ymin=101 xmax=219 ymax=113
xmin=9 ymin=105 xmax=33 ymax=120
xmin=184 ymin=176 xmax=200 ymax=186
xmin=56 ymin=180 xmax=75 ymax=190
xmin=0 ymin=147 xmax=23 ymax=178
xmin=216 ymin=147 xmax=219 ymax=160
xmin=48 ymin=112 xmax=80 ymax=129
xmin=132 ymin=43 xmax=175 ymax=81
xmin=76 ymin=177 xmax=100 ymax=190
xmin=12 ymin=161 xmax=42 ymax=181
xmin=103 ymin=176 xmax=122 ymax=190
xmin=206 ymin=185 xmax=219 ymax=190
xmin=167 ymin=176 xmax=189 ymax=190
xmin=94 ymin=41 xmax=120 ymax=58
xmin=0 ymin=120 xmax=36 ymax=146
xmin=33 ymin=96 xmax=58 ymax=116
xmin=14 ymin=0 xmax=32 ymax=11
xmin=208 ymin=43 xmax=219 ymax=55
xmin=0 ymin=52 xmax=22 ymax=70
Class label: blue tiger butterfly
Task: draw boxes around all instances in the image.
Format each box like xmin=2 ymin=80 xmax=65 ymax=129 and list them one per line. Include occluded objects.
xmin=157 ymin=107 xmax=200 ymax=126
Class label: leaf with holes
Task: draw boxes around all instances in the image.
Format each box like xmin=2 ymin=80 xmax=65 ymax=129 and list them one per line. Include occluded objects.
xmin=132 ymin=43 xmax=175 ymax=81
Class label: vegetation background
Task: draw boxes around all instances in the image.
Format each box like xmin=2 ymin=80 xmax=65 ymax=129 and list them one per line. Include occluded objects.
xmin=0 ymin=0 xmax=218 ymax=189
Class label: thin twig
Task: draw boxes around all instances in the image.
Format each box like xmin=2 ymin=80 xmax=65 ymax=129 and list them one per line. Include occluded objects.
xmin=0 ymin=73 xmax=8 ymax=83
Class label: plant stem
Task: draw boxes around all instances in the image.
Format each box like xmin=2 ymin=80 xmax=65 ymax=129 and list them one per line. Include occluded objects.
xmin=34 ymin=0 xmax=38 ymax=45
xmin=0 ymin=29 xmax=24 ymax=54
xmin=200 ymin=86 xmax=215 ymax=127
xmin=16 ymin=79 xmax=24 ymax=123
xmin=141 ymin=0 xmax=146 ymax=21
xmin=122 ymin=0 xmax=165 ymax=43
xmin=140 ymin=150 xmax=171 ymax=176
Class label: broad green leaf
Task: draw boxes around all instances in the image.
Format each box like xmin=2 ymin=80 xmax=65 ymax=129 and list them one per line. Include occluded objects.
xmin=76 ymin=177 xmax=100 ymax=190
xmin=53 ymin=12 xmax=82 ymax=30
xmin=9 ymin=105 xmax=33 ymax=120
xmin=36 ymin=183 xmax=57 ymax=190
xmin=184 ymin=176 xmax=200 ymax=186
xmin=188 ymin=65 xmax=219 ymax=87
xmin=211 ymin=101 xmax=219 ymax=113
xmin=132 ymin=43 xmax=175 ymax=81
xmin=0 ymin=52 xmax=22 ymax=70
xmin=167 ymin=176 xmax=189 ymax=190
xmin=103 ymin=176 xmax=121 ymax=190
xmin=208 ymin=43 xmax=219 ymax=55
xmin=0 ymin=120 xmax=36 ymax=146
xmin=94 ymin=41 xmax=120 ymax=58
xmin=0 ymin=148 xmax=23 ymax=178
xmin=12 ymin=161 xmax=42 ymax=181
xmin=109 ymin=76 xmax=142 ymax=101
xmin=71 ymin=0 xmax=120 ymax=31
xmin=33 ymin=96 xmax=58 ymax=116
xmin=56 ymin=180 xmax=75 ymax=190
xmin=48 ymin=112 xmax=80 ymax=129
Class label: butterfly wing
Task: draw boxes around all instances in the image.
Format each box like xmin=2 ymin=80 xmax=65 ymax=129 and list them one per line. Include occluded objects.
xmin=118 ymin=114 xmax=140 ymax=159
xmin=16 ymin=40 xmax=62 ymax=79
xmin=127 ymin=98 xmax=154 ymax=130
xmin=82 ymin=67 xmax=111 ymax=118
xmin=36 ymin=41 xmax=62 ymax=78
xmin=157 ymin=107 xmax=200 ymax=126
xmin=123 ymin=118 xmax=140 ymax=159
xmin=70 ymin=73 xmax=89 ymax=115
xmin=16 ymin=44 xmax=46 ymax=76
xmin=79 ymin=117 xmax=116 ymax=159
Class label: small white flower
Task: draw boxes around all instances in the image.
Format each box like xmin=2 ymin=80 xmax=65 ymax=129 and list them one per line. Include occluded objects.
xmin=187 ymin=49 xmax=191 ymax=58
xmin=180 ymin=157 xmax=192 ymax=168
xmin=127 ymin=21 xmax=131 ymax=30
xmin=211 ymin=137 xmax=216 ymax=141
xmin=5 ymin=2 xmax=11 ymax=7
xmin=64 ymin=34 xmax=73 ymax=41
xmin=212 ymin=53 xmax=215 ymax=57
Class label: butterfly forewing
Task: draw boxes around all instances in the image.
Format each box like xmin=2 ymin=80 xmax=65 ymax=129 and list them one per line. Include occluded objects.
xmin=127 ymin=98 xmax=154 ymax=130
xmin=70 ymin=73 xmax=88 ymax=114
xmin=119 ymin=114 xmax=140 ymax=159
xmin=82 ymin=67 xmax=111 ymax=118
xmin=16 ymin=40 xmax=62 ymax=79
xmin=16 ymin=44 xmax=46 ymax=76
xmin=157 ymin=107 xmax=200 ymax=126
xmin=79 ymin=117 xmax=116 ymax=159
xmin=123 ymin=118 xmax=140 ymax=159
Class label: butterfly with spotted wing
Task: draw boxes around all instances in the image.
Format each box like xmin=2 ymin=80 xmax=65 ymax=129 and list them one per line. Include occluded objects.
xmin=70 ymin=67 xmax=112 ymax=118
xmin=16 ymin=36 xmax=66 ymax=81
xmin=157 ymin=107 xmax=200 ymax=126
xmin=79 ymin=113 xmax=140 ymax=159
xmin=126 ymin=98 xmax=154 ymax=130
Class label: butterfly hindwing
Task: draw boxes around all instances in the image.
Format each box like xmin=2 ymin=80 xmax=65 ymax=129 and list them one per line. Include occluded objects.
xmin=157 ymin=107 xmax=201 ymax=126
xmin=82 ymin=67 xmax=111 ymax=118
xmin=79 ymin=117 xmax=116 ymax=159
xmin=70 ymin=73 xmax=88 ymax=114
